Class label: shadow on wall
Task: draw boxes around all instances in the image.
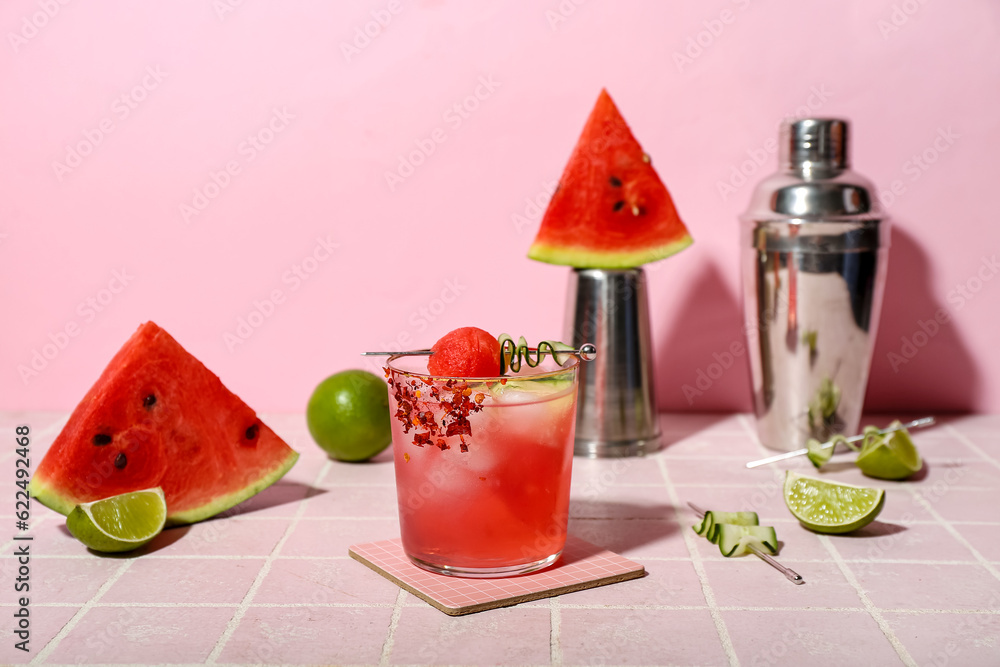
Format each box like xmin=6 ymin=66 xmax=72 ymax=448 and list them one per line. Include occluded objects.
xmin=654 ymin=261 xmax=752 ymax=413
xmin=654 ymin=226 xmax=980 ymax=415
xmin=866 ymin=224 xmax=981 ymax=413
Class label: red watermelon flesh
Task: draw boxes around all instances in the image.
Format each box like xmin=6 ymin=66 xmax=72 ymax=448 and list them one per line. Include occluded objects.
xmin=528 ymin=89 xmax=693 ymax=268
xmin=29 ymin=322 xmax=299 ymax=525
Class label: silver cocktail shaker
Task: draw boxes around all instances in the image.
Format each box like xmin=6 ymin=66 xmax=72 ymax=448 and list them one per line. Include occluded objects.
xmin=741 ymin=118 xmax=889 ymax=452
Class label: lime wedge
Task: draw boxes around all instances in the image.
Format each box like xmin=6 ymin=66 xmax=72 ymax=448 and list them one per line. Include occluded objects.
xmin=783 ymin=471 xmax=884 ymax=534
xmin=855 ymin=425 xmax=923 ymax=480
xmin=488 ymin=376 xmax=573 ymax=398
xmin=66 ymin=487 xmax=166 ymax=553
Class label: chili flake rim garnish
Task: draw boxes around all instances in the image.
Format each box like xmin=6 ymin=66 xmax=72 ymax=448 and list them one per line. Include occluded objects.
xmin=383 ymin=350 xmax=581 ymax=454
xmin=385 ymin=367 xmax=487 ymax=454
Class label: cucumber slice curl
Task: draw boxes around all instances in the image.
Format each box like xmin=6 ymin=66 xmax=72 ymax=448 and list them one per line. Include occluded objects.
xmin=715 ymin=524 xmax=779 ymax=557
xmin=692 ymin=509 xmax=779 ymax=558
xmin=497 ymin=334 xmax=575 ymax=374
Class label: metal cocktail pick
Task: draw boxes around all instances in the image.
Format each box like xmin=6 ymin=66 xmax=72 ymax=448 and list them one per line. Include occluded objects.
xmin=362 ymin=344 xmax=599 ymax=361
xmin=688 ymin=502 xmax=804 ymax=585
xmin=745 ymin=417 xmax=936 ymax=469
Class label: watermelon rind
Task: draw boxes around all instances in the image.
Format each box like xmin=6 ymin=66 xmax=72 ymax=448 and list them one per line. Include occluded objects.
xmin=28 ymin=477 xmax=77 ymax=517
xmin=528 ymin=235 xmax=693 ymax=270
xmin=29 ymin=444 xmax=299 ymax=526
xmin=164 ymin=449 xmax=299 ymax=525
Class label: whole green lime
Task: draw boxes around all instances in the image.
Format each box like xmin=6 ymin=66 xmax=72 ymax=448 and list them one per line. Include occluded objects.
xmin=306 ymin=370 xmax=391 ymax=462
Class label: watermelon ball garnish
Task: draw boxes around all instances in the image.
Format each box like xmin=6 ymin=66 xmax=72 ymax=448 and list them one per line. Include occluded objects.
xmin=427 ymin=327 xmax=502 ymax=378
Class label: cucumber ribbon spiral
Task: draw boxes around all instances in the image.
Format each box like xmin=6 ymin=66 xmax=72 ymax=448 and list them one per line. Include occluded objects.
xmin=498 ymin=334 xmax=576 ymax=375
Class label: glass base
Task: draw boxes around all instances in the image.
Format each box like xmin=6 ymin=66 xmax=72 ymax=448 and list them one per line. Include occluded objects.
xmin=406 ymin=551 xmax=562 ymax=578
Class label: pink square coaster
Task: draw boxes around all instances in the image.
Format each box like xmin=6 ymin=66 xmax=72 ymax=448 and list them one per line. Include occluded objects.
xmin=348 ymin=534 xmax=645 ymax=616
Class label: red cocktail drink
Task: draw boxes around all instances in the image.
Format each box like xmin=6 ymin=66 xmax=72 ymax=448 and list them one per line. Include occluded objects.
xmin=386 ymin=355 xmax=579 ymax=577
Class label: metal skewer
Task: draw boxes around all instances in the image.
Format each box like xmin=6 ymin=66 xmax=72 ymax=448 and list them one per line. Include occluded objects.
xmin=362 ymin=343 xmax=599 ymax=361
xmin=745 ymin=416 xmax=936 ymax=469
xmin=688 ymin=502 xmax=804 ymax=585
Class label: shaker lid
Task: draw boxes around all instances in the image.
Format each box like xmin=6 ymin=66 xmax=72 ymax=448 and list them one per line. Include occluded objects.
xmin=742 ymin=117 xmax=882 ymax=222
xmin=781 ymin=118 xmax=848 ymax=173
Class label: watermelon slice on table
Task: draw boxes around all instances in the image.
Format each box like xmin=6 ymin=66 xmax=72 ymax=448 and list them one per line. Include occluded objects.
xmin=29 ymin=322 xmax=299 ymax=526
xmin=528 ymin=89 xmax=693 ymax=269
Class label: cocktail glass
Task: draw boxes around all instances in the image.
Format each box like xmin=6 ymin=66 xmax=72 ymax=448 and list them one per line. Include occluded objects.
xmin=385 ymin=354 xmax=580 ymax=578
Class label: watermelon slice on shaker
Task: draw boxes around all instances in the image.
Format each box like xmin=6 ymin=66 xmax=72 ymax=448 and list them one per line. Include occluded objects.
xmin=528 ymin=88 xmax=693 ymax=269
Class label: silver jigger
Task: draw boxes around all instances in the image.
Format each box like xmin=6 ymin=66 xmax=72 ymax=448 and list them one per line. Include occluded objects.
xmin=565 ymin=268 xmax=661 ymax=458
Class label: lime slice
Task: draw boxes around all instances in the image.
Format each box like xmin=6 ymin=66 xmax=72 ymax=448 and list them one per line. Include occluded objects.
xmin=783 ymin=471 xmax=884 ymax=534
xmin=855 ymin=425 xmax=923 ymax=480
xmin=488 ymin=376 xmax=573 ymax=399
xmin=66 ymin=487 xmax=166 ymax=553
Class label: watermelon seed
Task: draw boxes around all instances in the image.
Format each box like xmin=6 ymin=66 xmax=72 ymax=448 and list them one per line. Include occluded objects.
xmin=613 ymin=200 xmax=625 ymax=212
xmin=143 ymin=394 xmax=157 ymax=409
xmin=609 ymin=176 xmax=622 ymax=188
xmin=245 ymin=424 xmax=259 ymax=440
xmin=92 ymin=434 xmax=112 ymax=446
xmin=114 ymin=453 xmax=127 ymax=469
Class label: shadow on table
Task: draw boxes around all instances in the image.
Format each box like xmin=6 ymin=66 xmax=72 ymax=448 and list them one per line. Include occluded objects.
xmin=835 ymin=519 xmax=908 ymax=539
xmin=56 ymin=480 xmax=326 ymax=557
xmin=802 ymin=459 xmax=930 ymax=482
xmin=817 ymin=461 xmax=857 ymax=473
xmin=57 ymin=522 xmax=191 ymax=557
xmin=907 ymin=460 xmax=930 ymax=482
xmin=658 ymin=413 xmax=746 ymax=447
xmin=569 ymin=500 xmax=679 ymax=554
xmin=217 ymin=480 xmax=327 ymax=518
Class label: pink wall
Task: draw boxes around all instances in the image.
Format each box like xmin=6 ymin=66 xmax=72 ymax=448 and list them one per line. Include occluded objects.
xmin=2 ymin=0 xmax=998 ymax=415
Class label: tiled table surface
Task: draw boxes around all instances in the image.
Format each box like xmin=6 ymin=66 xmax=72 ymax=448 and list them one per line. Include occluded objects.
xmin=2 ymin=412 xmax=999 ymax=666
